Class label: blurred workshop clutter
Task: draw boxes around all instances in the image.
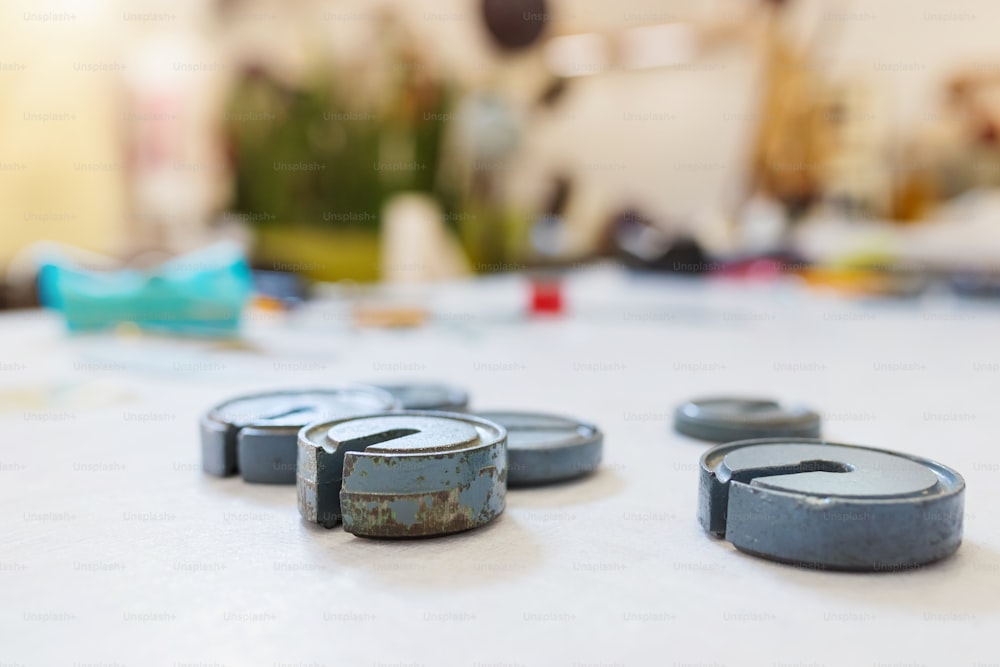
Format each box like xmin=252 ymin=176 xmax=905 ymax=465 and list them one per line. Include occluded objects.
xmin=6 ymin=0 xmax=1000 ymax=307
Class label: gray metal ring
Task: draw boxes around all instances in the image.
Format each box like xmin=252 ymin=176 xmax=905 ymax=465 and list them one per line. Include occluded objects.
xmin=200 ymin=386 xmax=399 ymax=483
xmin=698 ymin=438 xmax=965 ymax=571
xmin=675 ymin=397 xmax=821 ymax=443
xmin=373 ymin=383 xmax=470 ymax=412
xmin=297 ymin=411 xmax=507 ymax=537
xmin=477 ymin=411 xmax=602 ymax=486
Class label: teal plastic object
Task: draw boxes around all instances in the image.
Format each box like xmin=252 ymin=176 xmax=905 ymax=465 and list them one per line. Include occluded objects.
xmin=38 ymin=243 xmax=253 ymax=336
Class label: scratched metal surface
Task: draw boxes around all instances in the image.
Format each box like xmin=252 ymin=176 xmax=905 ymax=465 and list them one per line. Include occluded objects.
xmin=2 ymin=265 xmax=999 ymax=666
xmin=298 ymin=413 xmax=506 ymax=535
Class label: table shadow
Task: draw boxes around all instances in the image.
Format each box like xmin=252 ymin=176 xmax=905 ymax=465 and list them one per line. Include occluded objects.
xmin=711 ymin=537 xmax=1000 ymax=614
xmin=298 ymin=511 xmax=543 ymax=589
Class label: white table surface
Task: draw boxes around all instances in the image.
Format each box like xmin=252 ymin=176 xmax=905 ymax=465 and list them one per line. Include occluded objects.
xmin=2 ymin=265 xmax=999 ymax=666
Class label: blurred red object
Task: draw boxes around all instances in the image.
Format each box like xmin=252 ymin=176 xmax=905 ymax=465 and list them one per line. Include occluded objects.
xmin=529 ymin=277 xmax=564 ymax=315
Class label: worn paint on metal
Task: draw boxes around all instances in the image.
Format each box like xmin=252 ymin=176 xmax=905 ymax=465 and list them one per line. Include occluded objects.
xmin=297 ymin=411 xmax=507 ymax=537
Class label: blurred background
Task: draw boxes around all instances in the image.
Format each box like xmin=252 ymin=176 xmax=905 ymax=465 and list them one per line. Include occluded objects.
xmin=6 ymin=0 xmax=1000 ymax=319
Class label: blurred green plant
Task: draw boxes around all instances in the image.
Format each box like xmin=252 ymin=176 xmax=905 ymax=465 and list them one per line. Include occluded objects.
xmin=225 ymin=63 xmax=457 ymax=234
xmin=222 ymin=16 xmax=533 ymax=281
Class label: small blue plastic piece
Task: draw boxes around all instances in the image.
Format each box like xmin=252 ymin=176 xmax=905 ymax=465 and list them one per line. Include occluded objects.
xmin=38 ymin=243 xmax=252 ymax=336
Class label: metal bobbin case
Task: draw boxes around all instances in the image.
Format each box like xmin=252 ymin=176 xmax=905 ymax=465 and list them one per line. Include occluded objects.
xmin=699 ymin=438 xmax=965 ymax=571
xmin=201 ymin=386 xmax=398 ymax=484
xmin=297 ymin=411 xmax=507 ymax=537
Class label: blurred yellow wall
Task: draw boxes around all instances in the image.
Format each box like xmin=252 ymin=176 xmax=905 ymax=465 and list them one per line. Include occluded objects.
xmin=0 ymin=3 xmax=127 ymax=264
